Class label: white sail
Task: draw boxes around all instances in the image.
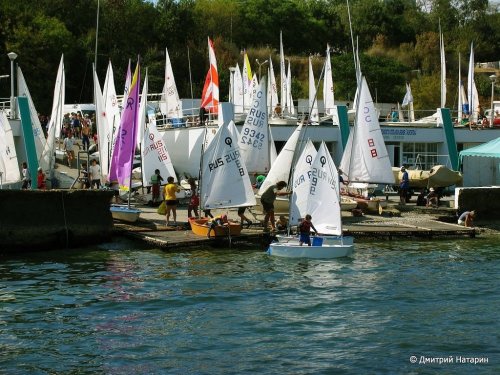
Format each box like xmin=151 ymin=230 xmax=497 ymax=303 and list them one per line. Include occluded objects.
xmin=243 ymin=52 xmax=253 ymax=112
xmin=279 ymin=30 xmax=287 ymax=111
xmin=267 ymin=59 xmax=279 ymax=115
xmin=16 ymin=67 xmax=47 ymax=165
xmin=201 ymin=120 xmax=256 ymax=209
xmin=231 ymin=63 xmax=244 ymax=113
xmin=467 ymin=43 xmax=478 ymax=122
xmin=323 ymin=45 xmax=335 ymax=116
xmin=249 ymin=74 xmax=259 ymax=104
xmin=340 ymin=76 xmax=394 ymax=185
xmin=104 ymin=61 xmax=122 ymax=174
xmin=141 ymin=122 xmax=177 ymax=187
xmin=286 ymin=60 xmax=295 ymax=115
xmin=307 ymin=142 xmax=342 ymax=236
xmin=93 ymin=67 xmax=110 ymax=181
xmin=458 ymin=53 xmax=463 ymax=120
xmin=162 ymin=126 xmax=216 ymax=178
xmin=258 ymin=122 xmax=303 ymax=195
xmin=0 ymin=111 xmax=21 ymax=184
xmin=239 ymin=76 xmax=271 ymax=173
xmin=440 ymin=31 xmax=446 ymax=108
xmin=160 ymin=47 xmax=183 ymax=119
xmin=308 ymin=57 xmax=319 ymax=123
xmin=136 ymin=70 xmax=148 ymax=148
xmin=40 ymin=55 xmax=65 ymax=175
xmin=289 ymin=139 xmax=317 ymax=226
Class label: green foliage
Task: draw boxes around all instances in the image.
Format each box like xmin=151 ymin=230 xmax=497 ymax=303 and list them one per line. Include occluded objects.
xmin=0 ymin=0 xmax=498 ymax=113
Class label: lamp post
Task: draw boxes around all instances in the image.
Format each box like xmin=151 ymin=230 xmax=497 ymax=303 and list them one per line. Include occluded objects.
xmin=7 ymin=52 xmax=18 ymax=119
xmin=229 ymin=67 xmax=236 ymax=120
xmin=255 ymin=58 xmax=268 ymax=81
xmin=489 ymin=74 xmax=497 ymax=128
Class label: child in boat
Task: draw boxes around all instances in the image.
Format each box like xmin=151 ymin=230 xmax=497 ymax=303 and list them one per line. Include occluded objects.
xmin=298 ymin=214 xmax=318 ymax=246
xmin=207 ymin=214 xmax=228 ymax=238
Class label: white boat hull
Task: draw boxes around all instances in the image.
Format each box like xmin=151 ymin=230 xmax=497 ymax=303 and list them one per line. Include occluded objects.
xmin=268 ymin=242 xmax=354 ymax=259
xmin=275 ymin=235 xmax=354 ymax=246
xmin=110 ymin=205 xmax=141 ymax=223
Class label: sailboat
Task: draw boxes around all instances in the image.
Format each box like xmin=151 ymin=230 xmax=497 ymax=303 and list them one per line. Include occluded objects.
xmin=41 ymin=55 xmax=65 ymax=184
xmin=238 ymin=76 xmax=275 ymax=174
xmin=0 ymin=111 xmax=21 ymax=188
xmin=268 ymin=141 xmax=354 ymax=258
xmin=109 ymin=60 xmax=142 ymax=222
xmin=340 ymin=76 xmax=395 ymax=208
xmin=159 ymin=47 xmax=183 ymax=123
xmin=189 ymin=120 xmax=256 ymax=237
xmin=308 ymin=56 xmax=319 ymax=124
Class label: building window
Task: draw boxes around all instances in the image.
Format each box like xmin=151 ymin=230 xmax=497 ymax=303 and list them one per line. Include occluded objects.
xmin=402 ymin=143 xmax=438 ymax=170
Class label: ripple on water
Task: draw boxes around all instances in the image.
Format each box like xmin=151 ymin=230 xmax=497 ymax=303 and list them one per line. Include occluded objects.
xmin=1 ymin=239 xmax=499 ymax=373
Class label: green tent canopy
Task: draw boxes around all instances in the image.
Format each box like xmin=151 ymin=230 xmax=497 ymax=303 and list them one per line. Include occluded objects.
xmin=459 ymin=137 xmax=500 ymax=160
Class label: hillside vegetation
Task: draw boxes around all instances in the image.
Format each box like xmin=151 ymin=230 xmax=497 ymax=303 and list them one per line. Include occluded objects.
xmin=0 ymin=0 xmax=498 ymax=114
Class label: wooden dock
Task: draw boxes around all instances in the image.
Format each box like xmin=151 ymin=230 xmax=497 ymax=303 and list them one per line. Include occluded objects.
xmin=113 ymin=205 xmax=476 ymax=251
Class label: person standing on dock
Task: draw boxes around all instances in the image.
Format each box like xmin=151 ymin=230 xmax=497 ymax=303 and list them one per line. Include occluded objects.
xmin=187 ymin=178 xmax=199 ymax=218
xmin=164 ymin=176 xmax=180 ymax=226
xmin=89 ymin=159 xmax=102 ymax=189
xmin=150 ymin=169 xmax=164 ymax=203
xmin=399 ymin=166 xmax=409 ymax=205
xmin=261 ymin=180 xmax=291 ymax=232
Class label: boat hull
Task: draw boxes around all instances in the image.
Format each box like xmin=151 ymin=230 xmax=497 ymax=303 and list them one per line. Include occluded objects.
xmin=188 ymin=217 xmax=242 ymax=238
xmin=275 ymin=235 xmax=354 ymax=246
xmin=268 ymin=242 xmax=354 ymax=259
xmin=110 ymin=205 xmax=141 ymax=223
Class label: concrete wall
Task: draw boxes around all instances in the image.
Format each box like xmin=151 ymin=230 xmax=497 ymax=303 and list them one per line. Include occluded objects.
xmin=0 ymin=190 xmax=115 ymax=252
xmin=455 ymin=187 xmax=500 ymax=219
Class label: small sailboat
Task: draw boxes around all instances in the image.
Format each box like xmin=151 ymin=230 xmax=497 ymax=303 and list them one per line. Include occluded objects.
xmin=340 ymin=76 xmax=395 ymax=209
xmin=268 ymin=142 xmax=354 ymax=259
xmin=190 ymin=120 xmax=256 ymax=237
xmin=109 ymin=60 xmax=142 ymax=223
xmin=0 ymin=111 xmax=21 ymax=188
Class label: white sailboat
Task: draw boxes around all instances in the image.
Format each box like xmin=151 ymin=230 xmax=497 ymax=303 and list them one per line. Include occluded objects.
xmin=308 ymin=56 xmax=319 ymax=123
xmin=267 ymin=58 xmax=279 ymax=116
xmin=17 ymin=67 xmax=47 ymax=169
xmin=40 ymin=55 xmax=65 ymax=180
xmin=190 ymin=120 xmax=256 ymax=237
xmin=323 ymin=45 xmax=335 ymax=117
xmin=286 ymin=59 xmax=295 ymax=116
xmin=102 ymin=60 xmax=120 ymax=180
xmin=279 ymin=30 xmax=288 ymax=113
xmin=268 ymin=141 xmax=354 ymax=259
xmin=242 ymin=52 xmax=253 ymax=112
xmin=238 ymin=76 xmax=273 ymax=174
xmin=159 ymin=47 xmax=183 ymax=120
xmin=93 ymin=64 xmax=110 ymax=183
xmin=0 ymin=111 xmax=21 ymax=187
xmin=258 ymin=122 xmax=303 ymax=196
xmin=230 ymin=63 xmax=244 ymax=114
xmin=340 ymin=76 xmax=395 ymax=199
xmin=467 ymin=43 xmax=479 ymax=124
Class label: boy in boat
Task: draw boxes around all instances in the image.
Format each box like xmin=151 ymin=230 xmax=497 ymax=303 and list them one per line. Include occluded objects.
xmin=298 ymin=214 xmax=318 ymax=246
xmin=207 ymin=214 xmax=228 ymax=238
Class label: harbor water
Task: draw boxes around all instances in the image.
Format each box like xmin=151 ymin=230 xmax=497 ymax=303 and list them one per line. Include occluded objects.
xmin=1 ymin=238 xmax=499 ymax=374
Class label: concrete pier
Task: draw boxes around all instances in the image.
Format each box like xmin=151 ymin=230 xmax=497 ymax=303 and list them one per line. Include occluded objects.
xmin=0 ymin=190 xmax=114 ymax=252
